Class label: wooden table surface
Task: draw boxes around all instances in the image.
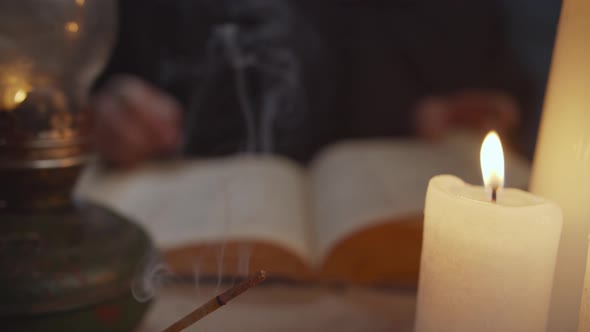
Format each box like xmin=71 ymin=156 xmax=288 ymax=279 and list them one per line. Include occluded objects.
xmin=138 ymin=284 xmax=417 ymax=332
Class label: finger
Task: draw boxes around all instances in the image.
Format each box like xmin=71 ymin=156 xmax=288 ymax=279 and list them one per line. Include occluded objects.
xmin=492 ymin=94 xmax=520 ymax=130
xmin=112 ymin=77 xmax=183 ymax=151
xmin=134 ymin=94 xmax=182 ymax=150
xmin=92 ymin=94 xmax=154 ymax=166
xmin=449 ymin=91 xmax=521 ymax=134
xmin=413 ymin=97 xmax=451 ymax=140
xmin=97 ymin=119 xmax=151 ymax=167
xmin=475 ymin=95 xmax=520 ymax=135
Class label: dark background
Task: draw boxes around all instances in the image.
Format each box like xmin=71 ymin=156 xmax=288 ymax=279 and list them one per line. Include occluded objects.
xmin=97 ymin=0 xmax=562 ymax=162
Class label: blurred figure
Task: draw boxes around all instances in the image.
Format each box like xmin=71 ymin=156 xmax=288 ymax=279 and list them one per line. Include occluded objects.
xmin=91 ymin=75 xmax=183 ymax=166
xmin=91 ymin=0 xmax=531 ymax=167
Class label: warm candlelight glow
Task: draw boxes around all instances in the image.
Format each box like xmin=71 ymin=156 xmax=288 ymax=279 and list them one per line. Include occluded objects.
xmin=65 ymin=21 xmax=79 ymax=33
xmin=417 ymin=174 xmax=563 ymax=332
xmin=13 ymin=89 xmax=27 ymax=104
xmin=480 ymin=131 xmax=505 ymax=197
xmin=75 ymin=0 xmax=85 ymax=6
xmin=2 ymin=86 xmax=28 ymax=111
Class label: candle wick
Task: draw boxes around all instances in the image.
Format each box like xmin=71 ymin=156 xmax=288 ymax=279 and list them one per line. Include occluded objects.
xmin=491 ymin=187 xmax=498 ymax=203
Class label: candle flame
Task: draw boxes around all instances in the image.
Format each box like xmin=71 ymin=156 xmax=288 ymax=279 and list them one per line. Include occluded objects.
xmin=480 ymin=131 xmax=505 ymax=195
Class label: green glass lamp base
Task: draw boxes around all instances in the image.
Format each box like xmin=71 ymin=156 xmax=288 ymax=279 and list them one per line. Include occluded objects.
xmin=0 ymin=202 xmax=156 ymax=332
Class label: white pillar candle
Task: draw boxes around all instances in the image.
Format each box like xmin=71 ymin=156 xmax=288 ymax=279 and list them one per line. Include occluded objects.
xmin=579 ymin=238 xmax=590 ymax=332
xmin=416 ymin=132 xmax=563 ymax=332
xmin=529 ymin=1 xmax=590 ymax=331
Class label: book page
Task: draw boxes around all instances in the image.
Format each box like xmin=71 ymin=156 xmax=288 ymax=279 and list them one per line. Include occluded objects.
xmin=309 ymin=132 xmax=531 ymax=261
xmin=74 ymin=154 xmax=313 ymax=262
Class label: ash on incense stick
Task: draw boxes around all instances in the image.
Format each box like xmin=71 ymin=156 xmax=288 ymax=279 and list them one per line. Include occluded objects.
xmin=162 ymin=270 xmax=267 ymax=332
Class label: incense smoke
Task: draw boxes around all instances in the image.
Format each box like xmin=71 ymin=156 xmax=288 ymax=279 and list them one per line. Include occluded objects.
xmin=131 ymin=251 xmax=177 ymax=303
xmin=212 ymin=22 xmax=301 ymax=153
xmin=131 ymin=0 xmax=313 ymax=297
xmin=237 ymin=243 xmax=253 ymax=278
xmin=183 ymin=178 xmax=255 ymax=293
xmin=159 ymin=0 xmax=306 ymax=155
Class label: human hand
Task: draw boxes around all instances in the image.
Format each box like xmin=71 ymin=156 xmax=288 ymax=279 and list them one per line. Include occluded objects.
xmin=414 ymin=90 xmax=520 ymax=140
xmin=90 ymin=75 xmax=182 ymax=167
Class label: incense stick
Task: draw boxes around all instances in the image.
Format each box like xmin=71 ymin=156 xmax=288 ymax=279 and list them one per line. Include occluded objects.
xmin=161 ymin=270 xmax=267 ymax=332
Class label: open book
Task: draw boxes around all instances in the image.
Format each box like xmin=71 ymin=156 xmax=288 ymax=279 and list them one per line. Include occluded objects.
xmin=75 ymin=132 xmax=530 ymax=287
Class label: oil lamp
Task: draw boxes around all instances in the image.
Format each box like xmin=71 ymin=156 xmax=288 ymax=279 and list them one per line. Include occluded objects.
xmin=0 ymin=1 xmax=154 ymax=331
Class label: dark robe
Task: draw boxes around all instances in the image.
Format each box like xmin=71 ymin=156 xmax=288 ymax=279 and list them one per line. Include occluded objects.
xmin=96 ymin=0 xmax=531 ymax=163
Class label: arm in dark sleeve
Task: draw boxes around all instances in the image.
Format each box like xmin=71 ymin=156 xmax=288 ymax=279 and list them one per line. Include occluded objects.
xmin=401 ymin=0 xmax=534 ymax=133
xmin=93 ymin=0 xmax=155 ymax=91
xmin=96 ymin=0 xmax=327 ymax=163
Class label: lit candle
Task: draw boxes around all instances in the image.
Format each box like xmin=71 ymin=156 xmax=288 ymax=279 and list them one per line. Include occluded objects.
xmin=529 ymin=1 xmax=590 ymax=330
xmin=415 ymin=132 xmax=563 ymax=332
xmin=579 ymin=238 xmax=590 ymax=332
